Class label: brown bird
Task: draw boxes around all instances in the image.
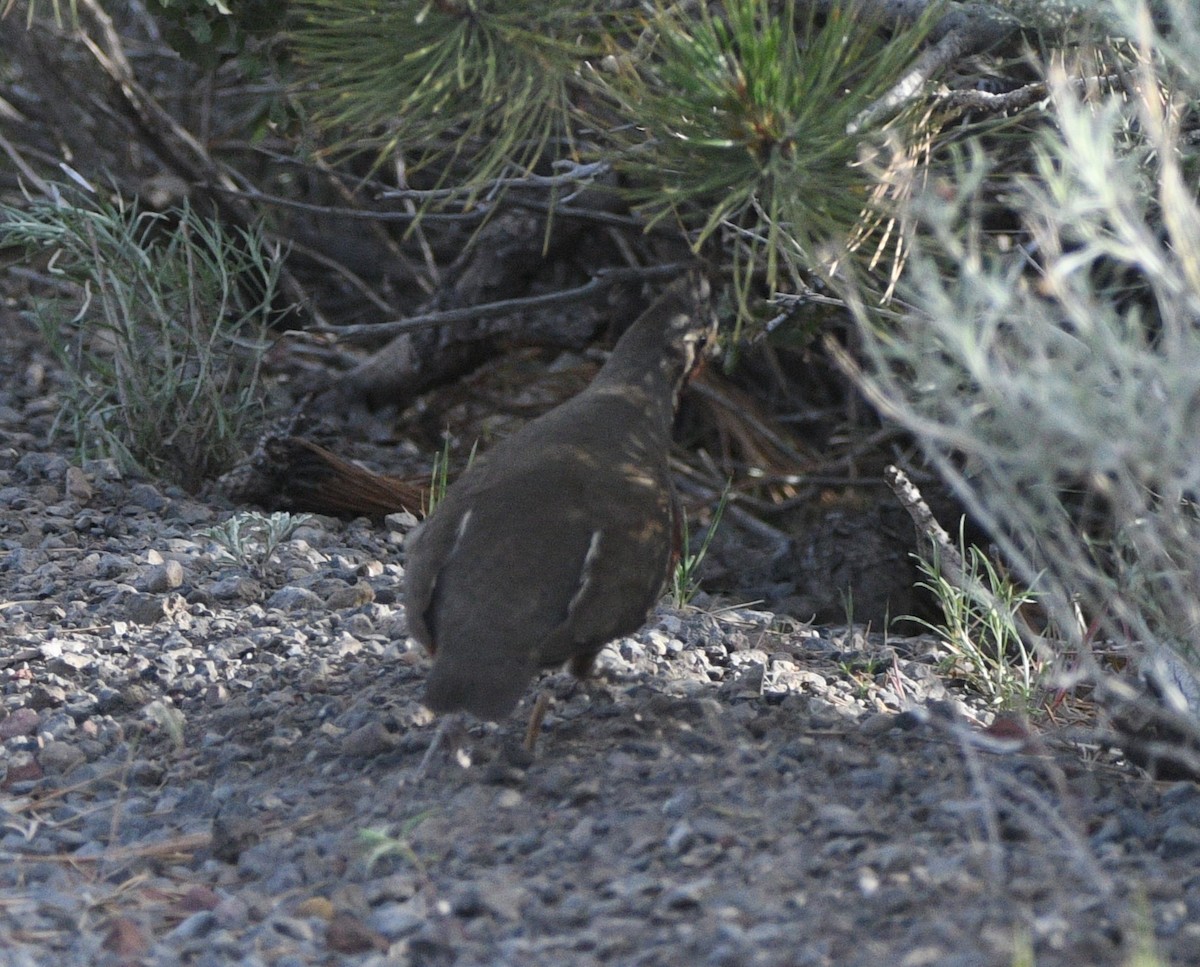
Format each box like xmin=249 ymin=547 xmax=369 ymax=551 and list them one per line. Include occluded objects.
xmin=403 ymin=274 xmax=715 ymax=724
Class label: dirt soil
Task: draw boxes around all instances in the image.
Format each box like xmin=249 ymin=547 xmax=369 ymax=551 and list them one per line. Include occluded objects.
xmin=2 ymin=309 xmax=1200 ymax=967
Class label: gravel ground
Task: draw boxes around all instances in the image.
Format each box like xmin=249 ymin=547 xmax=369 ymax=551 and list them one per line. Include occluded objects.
xmin=3 ymin=318 xmax=1200 ymax=967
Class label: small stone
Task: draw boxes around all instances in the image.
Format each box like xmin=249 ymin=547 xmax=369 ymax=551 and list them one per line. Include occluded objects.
xmin=666 ymin=821 xmax=695 ymax=855
xmin=364 ymin=874 xmax=419 ymax=904
xmin=326 ymin=582 xmax=375 ymax=609
xmin=38 ymin=741 xmax=86 ymax=776
xmin=0 ymin=708 xmax=40 ymax=739
xmin=662 ymin=878 xmax=710 ymax=910
xmin=142 ymin=560 xmax=185 ymax=593
xmin=817 ymin=803 xmax=874 ymax=837
xmin=341 ymin=720 xmax=402 ymax=757
xmin=267 ymin=915 xmax=314 ymax=943
xmin=103 ymin=916 xmax=151 ymax=957
xmin=209 ymin=576 xmax=263 ymax=602
xmin=129 ymin=482 xmax=170 ymax=512
xmin=212 ymin=808 xmax=260 ymax=864
xmin=343 ymin=612 xmax=376 ymax=637
xmin=266 ymin=586 xmax=324 ymax=611
xmin=332 ymin=633 xmax=363 ymax=657
xmin=387 ymin=510 xmax=419 ymax=532
xmin=48 ymin=653 xmax=92 ymax=675
xmin=1162 ymin=824 xmax=1200 ymax=854
xmin=860 ymin=712 xmax=898 ymax=735
xmin=451 ymin=887 xmax=487 ymax=918
xmin=83 ymin=457 xmax=122 ymax=480
xmin=356 ymin=560 xmax=384 ymax=578
xmin=662 ymin=790 xmax=698 ymax=818
xmin=64 ymin=465 xmax=92 ymax=502
xmin=28 ymin=684 xmax=69 ymax=709
xmin=296 ymin=897 xmax=334 ymax=920
xmin=175 ymin=885 xmax=222 ymax=913
xmin=125 ymin=592 xmax=188 ymax=625
xmin=366 ymin=903 xmax=425 ymax=940
xmin=169 ymin=910 xmax=219 ymax=941
xmin=326 ymin=910 xmax=388 ymax=953
xmin=2 ymin=754 xmax=43 ymax=787
xmin=901 ymin=945 xmax=950 ymax=966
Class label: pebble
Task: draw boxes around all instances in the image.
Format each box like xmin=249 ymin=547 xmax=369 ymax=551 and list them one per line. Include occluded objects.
xmin=860 ymin=711 xmax=899 ymax=735
xmin=266 ymin=586 xmax=324 ymax=611
xmin=125 ymin=592 xmax=188 ymax=625
xmin=366 ymin=903 xmax=424 ymax=939
xmin=0 ymin=708 xmax=41 ymax=739
xmin=142 ymin=559 xmax=185 ymax=592
xmin=341 ymin=719 xmax=402 ymax=757
xmin=37 ymin=741 xmax=86 ymax=776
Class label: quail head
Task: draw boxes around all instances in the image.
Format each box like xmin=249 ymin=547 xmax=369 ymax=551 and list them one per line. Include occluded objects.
xmin=403 ymin=274 xmax=716 ymax=722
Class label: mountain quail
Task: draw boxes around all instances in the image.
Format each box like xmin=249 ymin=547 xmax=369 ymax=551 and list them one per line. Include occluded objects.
xmin=403 ymin=274 xmax=715 ymax=722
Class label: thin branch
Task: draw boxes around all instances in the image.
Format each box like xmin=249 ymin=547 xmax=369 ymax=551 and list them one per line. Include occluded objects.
xmin=210 ymin=183 xmax=652 ymax=231
xmin=884 ymin=463 xmax=1048 ymax=665
xmin=377 ymin=159 xmax=611 ymax=202
xmin=309 ymin=263 xmax=693 ymax=340
xmin=849 ymin=2 xmax=1020 ymax=133
xmin=939 ymin=73 xmax=1123 ymax=117
xmin=0 ymin=131 xmax=52 ymax=194
xmin=280 ymin=236 xmax=395 ymax=315
xmin=210 ymin=185 xmax=489 ymax=224
xmin=211 ymin=159 xmax=614 ymax=222
xmin=884 ymin=464 xmax=964 ymax=582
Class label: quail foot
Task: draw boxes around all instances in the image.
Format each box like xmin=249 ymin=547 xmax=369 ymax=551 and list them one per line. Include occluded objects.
xmin=404 ymin=273 xmax=716 ymax=767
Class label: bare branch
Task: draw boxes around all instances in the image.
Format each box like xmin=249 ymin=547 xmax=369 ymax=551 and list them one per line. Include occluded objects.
xmin=309 ymin=263 xmax=695 ymax=341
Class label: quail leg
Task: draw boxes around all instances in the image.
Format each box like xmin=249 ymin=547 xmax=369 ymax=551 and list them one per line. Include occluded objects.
xmin=523 ymin=649 xmax=612 ymax=754
xmin=413 ymin=712 xmax=465 ymax=780
xmin=523 ymin=691 xmax=552 ymax=753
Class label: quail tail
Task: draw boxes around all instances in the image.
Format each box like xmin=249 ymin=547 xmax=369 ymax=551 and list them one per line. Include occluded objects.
xmin=424 ymin=652 xmax=535 ymax=723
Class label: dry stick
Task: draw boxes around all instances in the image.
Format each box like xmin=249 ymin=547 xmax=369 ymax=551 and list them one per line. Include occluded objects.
xmin=212 ymin=183 xmax=652 ymax=230
xmin=825 ymin=335 xmax=1061 ymax=678
xmin=849 ymin=11 xmax=1017 ymax=133
xmin=299 ymin=135 xmax=440 ymax=294
xmin=0 ymin=833 xmax=210 ymax=867
xmin=846 ymin=0 xmax=1019 ymax=133
xmin=314 ymin=262 xmax=693 ymax=340
xmin=941 ymin=73 xmax=1125 ymax=118
xmin=849 ymin=0 xmax=1124 ymax=135
xmin=686 ymin=379 xmax=817 ymax=469
xmin=0 ymin=131 xmax=53 ymax=195
xmin=100 ymin=741 xmax=139 ymax=884
xmin=282 ymin=236 xmax=395 ymax=315
xmin=213 ymin=186 xmax=486 ymax=223
xmin=672 ymin=474 xmax=792 ymax=549
xmin=885 ymin=463 xmax=1048 ymax=660
xmin=7 ymin=764 xmax=133 ymax=813
xmin=884 ymin=463 xmax=965 ymax=584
